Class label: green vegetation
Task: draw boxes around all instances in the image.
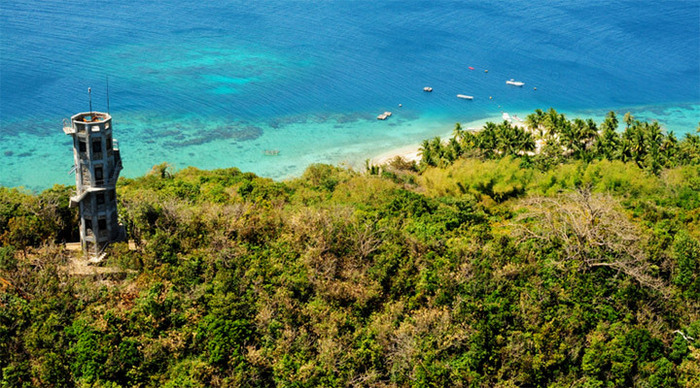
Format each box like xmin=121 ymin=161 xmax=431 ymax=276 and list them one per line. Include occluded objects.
xmin=420 ymin=109 xmax=700 ymax=173
xmin=1 ymin=110 xmax=699 ymax=387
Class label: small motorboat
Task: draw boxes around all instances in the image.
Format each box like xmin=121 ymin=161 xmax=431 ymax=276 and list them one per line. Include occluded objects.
xmin=423 ymin=86 xmax=433 ymax=92
xmin=506 ymin=79 xmax=525 ymax=87
xmin=457 ymin=94 xmax=474 ymax=100
xmin=468 ymin=66 xmax=475 ymax=70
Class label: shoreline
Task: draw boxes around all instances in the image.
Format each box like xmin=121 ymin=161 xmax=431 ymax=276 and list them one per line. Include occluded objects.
xmin=3 ymin=104 xmax=697 ymax=191
xmin=369 ymin=113 xmax=528 ymax=167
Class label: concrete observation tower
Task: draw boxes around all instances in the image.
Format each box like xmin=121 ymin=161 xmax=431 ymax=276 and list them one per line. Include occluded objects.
xmin=63 ymin=111 xmax=124 ymax=259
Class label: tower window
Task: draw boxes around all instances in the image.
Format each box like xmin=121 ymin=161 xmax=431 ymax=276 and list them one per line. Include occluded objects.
xmin=98 ymin=219 xmax=107 ymax=231
xmin=106 ymin=136 xmax=112 ymax=150
xmin=79 ymin=140 xmax=87 ymax=153
xmin=96 ymin=192 xmax=105 ymax=205
xmin=108 ymin=189 xmax=116 ymax=202
xmin=92 ymin=139 xmax=102 ymax=154
xmin=85 ymin=219 xmax=92 ymax=230
xmin=94 ymin=166 xmax=103 ymax=183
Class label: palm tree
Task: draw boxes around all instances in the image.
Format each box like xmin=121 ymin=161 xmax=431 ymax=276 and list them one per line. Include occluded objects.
xmin=579 ymin=119 xmax=599 ymax=161
xmin=452 ymin=122 xmax=463 ymax=142
xmin=624 ymin=121 xmax=646 ymax=168
xmin=446 ymin=137 xmax=462 ymax=162
xmin=596 ymin=122 xmax=619 ymax=161
xmin=623 ymin=112 xmax=634 ymax=129
xmin=477 ymin=122 xmax=499 ymax=158
xmin=644 ymin=121 xmax=663 ymax=150
xmin=584 ymin=119 xmax=599 ymax=141
xmin=601 ymin=111 xmax=619 ymax=133
xmin=459 ymin=130 xmax=477 ymax=151
xmin=660 ymin=131 xmax=678 ymax=166
xmin=679 ymin=133 xmax=700 ymax=164
xmin=562 ymin=118 xmax=587 ymax=159
xmin=515 ymin=127 xmax=536 ymax=155
xmin=429 ymin=136 xmax=451 ymax=167
xmin=543 ymin=108 xmax=566 ymax=137
xmin=643 ymin=121 xmax=665 ymax=173
xmin=616 ymin=137 xmax=633 ymax=163
xmin=419 ymin=139 xmax=435 ymax=167
xmin=525 ymin=109 xmax=546 ymax=136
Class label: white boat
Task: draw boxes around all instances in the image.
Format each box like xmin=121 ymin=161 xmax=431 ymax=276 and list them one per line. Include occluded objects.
xmin=423 ymin=86 xmax=433 ymax=92
xmin=456 ymin=94 xmax=474 ymax=100
xmin=506 ymin=79 xmax=525 ymax=87
xmin=502 ymin=112 xmax=512 ymax=122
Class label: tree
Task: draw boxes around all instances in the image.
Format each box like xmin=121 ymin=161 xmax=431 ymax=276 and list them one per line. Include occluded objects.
xmin=149 ymin=162 xmax=174 ymax=179
xmin=660 ymin=131 xmax=679 ymax=166
xmin=419 ymin=139 xmax=436 ymax=168
xmin=0 ymin=216 xmax=43 ymax=257
xmin=525 ymin=108 xmax=546 ymax=135
xmin=515 ymin=188 xmax=666 ymax=294
xmin=452 ymin=122 xmax=463 ymax=141
xmin=476 ymin=122 xmax=499 ymax=158
xmin=623 ymin=112 xmax=634 ymax=129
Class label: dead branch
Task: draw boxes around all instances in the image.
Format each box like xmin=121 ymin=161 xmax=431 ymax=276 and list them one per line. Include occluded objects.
xmin=514 ymin=188 xmax=667 ymax=295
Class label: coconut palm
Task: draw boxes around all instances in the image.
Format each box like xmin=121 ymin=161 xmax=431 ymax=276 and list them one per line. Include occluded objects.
xmin=419 ymin=139 xmax=436 ymax=167
xmin=525 ymin=108 xmax=546 ymax=136
xmin=561 ymin=119 xmax=586 ymax=159
xmin=601 ymin=111 xmax=619 ymax=133
xmin=477 ymin=122 xmax=499 ymax=158
xmin=596 ymin=122 xmax=619 ymax=161
xmin=452 ymin=122 xmax=463 ymax=142
xmin=623 ymin=112 xmax=634 ymax=129
xmin=660 ymin=131 xmax=678 ymax=167
xmin=446 ymin=137 xmax=462 ymax=163
xmin=623 ymin=121 xmax=647 ymax=168
xmin=543 ymin=108 xmax=566 ymax=137
xmin=515 ymin=127 xmax=536 ymax=155
xmin=616 ymin=137 xmax=633 ymax=163
xmin=679 ymin=133 xmax=700 ymax=164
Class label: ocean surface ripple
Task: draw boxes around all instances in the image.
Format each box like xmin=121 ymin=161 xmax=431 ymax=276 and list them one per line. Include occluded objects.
xmin=1 ymin=0 xmax=698 ymax=190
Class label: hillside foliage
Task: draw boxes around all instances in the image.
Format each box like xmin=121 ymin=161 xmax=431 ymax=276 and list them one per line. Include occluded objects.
xmin=1 ymin=110 xmax=699 ymax=387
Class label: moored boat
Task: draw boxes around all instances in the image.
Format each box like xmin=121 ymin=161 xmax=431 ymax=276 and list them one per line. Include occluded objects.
xmin=423 ymin=86 xmax=433 ymax=92
xmin=457 ymin=94 xmax=474 ymax=100
xmin=506 ymin=79 xmax=525 ymax=87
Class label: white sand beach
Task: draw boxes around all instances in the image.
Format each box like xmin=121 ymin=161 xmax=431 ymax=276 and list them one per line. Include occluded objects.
xmin=369 ymin=113 xmax=530 ymax=166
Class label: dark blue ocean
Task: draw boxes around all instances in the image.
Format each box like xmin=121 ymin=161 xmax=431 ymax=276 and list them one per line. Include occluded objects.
xmin=1 ymin=0 xmax=699 ymax=190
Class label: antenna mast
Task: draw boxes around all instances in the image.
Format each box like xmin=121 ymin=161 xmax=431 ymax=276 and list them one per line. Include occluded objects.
xmin=106 ymin=76 xmax=110 ymax=114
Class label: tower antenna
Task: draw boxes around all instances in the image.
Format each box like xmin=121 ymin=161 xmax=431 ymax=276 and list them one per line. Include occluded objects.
xmin=106 ymin=76 xmax=110 ymax=115
xmin=88 ymin=87 xmax=93 ymax=115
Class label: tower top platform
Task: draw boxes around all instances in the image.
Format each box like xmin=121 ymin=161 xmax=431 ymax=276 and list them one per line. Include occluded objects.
xmin=63 ymin=112 xmax=112 ymax=135
xmin=71 ymin=111 xmax=112 ymax=123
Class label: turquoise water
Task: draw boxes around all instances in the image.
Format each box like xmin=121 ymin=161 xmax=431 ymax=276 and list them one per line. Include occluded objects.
xmin=1 ymin=1 xmax=698 ymax=190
